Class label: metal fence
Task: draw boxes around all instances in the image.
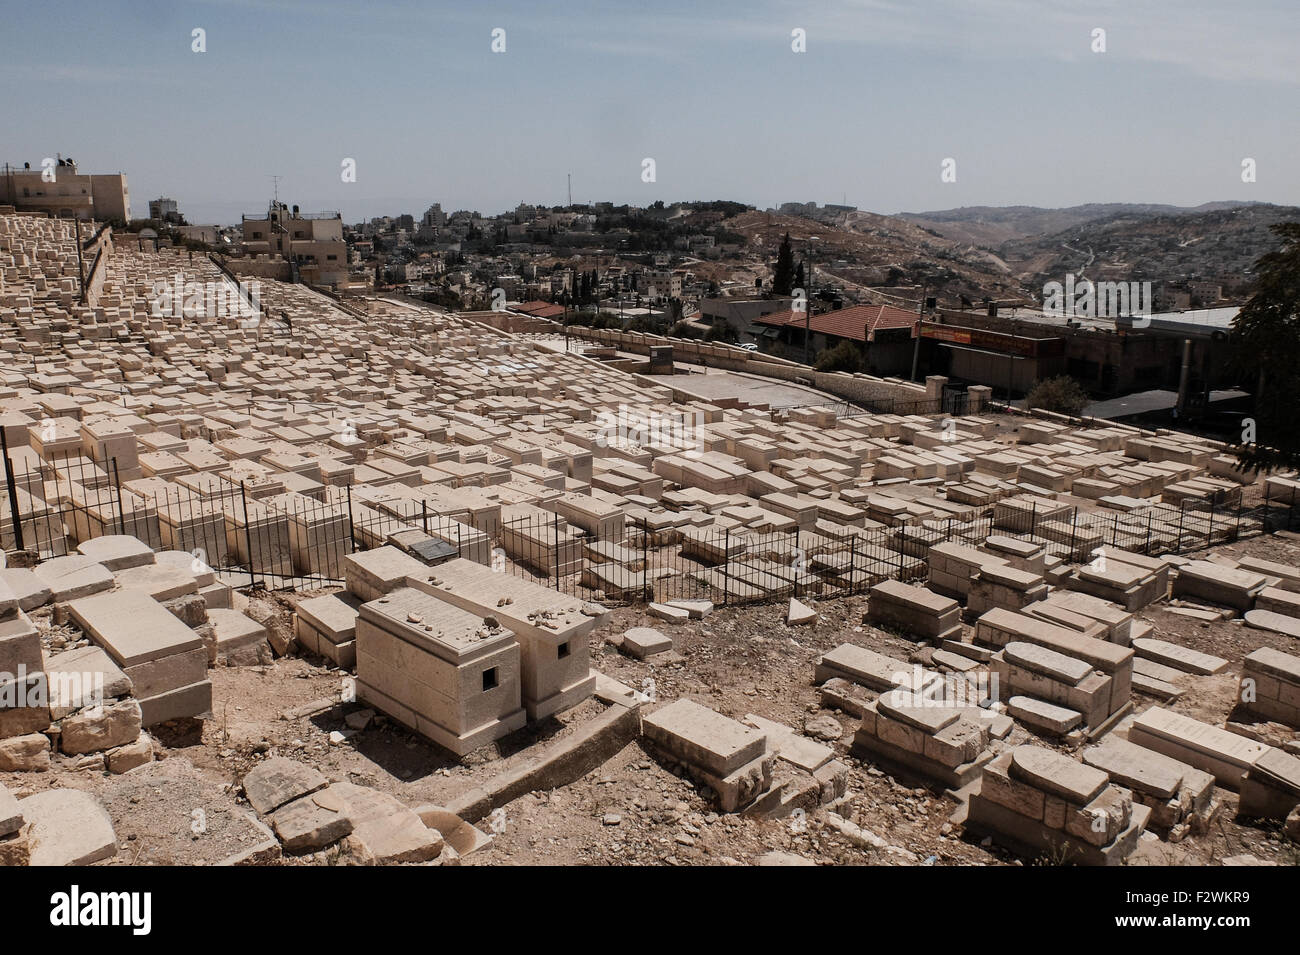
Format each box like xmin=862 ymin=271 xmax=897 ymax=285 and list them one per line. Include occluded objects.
xmin=3 ymin=430 xmax=1291 ymax=607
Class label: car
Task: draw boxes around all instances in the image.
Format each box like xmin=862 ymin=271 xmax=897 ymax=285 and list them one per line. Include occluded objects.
xmin=738 ymin=342 xmax=759 ymax=351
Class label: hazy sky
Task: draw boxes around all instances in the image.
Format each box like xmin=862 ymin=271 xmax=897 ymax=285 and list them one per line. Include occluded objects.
xmin=3 ymin=0 xmax=1296 ymax=224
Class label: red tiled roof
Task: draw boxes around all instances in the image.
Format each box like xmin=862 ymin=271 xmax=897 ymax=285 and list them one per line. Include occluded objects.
xmin=752 ymin=304 xmax=918 ymax=342
xmin=513 ymin=300 xmax=554 ymax=314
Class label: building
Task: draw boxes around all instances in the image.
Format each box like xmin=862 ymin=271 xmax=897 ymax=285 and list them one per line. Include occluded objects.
xmin=752 ymin=303 xmax=921 ymax=375
xmin=639 ymin=268 xmax=682 ymax=302
xmin=1 ymin=156 xmax=130 ymax=222
xmin=418 ymin=203 xmax=445 ymax=237
xmin=699 ymin=296 xmax=793 ymax=336
xmin=148 ymin=197 xmax=181 ymax=224
xmin=241 ymin=201 xmax=348 ymax=287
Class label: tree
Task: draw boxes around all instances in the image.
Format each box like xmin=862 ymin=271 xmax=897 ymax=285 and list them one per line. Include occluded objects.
xmin=772 ymin=233 xmax=795 ymax=296
xmin=1025 ymin=375 xmax=1090 ymax=416
xmin=794 ymin=261 xmax=805 ymax=292
xmin=815 ymin=340 xmax=864 ymax=374
xmin=1229 ymin=222 xmax=1300 ymax=471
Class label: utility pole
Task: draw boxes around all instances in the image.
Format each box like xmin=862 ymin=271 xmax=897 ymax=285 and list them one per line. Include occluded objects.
xmin=802 ymin=240 xmax=813 ymax=366
xmin=74 ymin=218 xmax=87 ymax=304
xmin=910 ymin=283 xmax=926 ymax=382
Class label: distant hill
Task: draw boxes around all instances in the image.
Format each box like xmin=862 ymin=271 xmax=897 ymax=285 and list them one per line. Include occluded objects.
xmin=898 ymin=202 xmax=1265 ymax=248
xmin=720 ymin=210 xmax=1031 ymax=305
xmin=992 ymin=203 xmax=1300 ymax=290
xmin=716 ymin=202 xmax=1300 ymax=308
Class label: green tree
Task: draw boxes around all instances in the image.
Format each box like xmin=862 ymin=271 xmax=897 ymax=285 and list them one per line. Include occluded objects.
xmin=815 ymin=340 xmax=864 ymax=373
xmin=772 ymin=233 xmax=795 ymax=296
xmin=1229 ymin=222 xmax=1300 ymax=471
xmin=1025 ymin=375 xmax=1090 ymax=416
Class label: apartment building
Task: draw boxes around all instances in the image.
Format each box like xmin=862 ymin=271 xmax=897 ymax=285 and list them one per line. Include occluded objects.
xmin=1 ymin=156 xmax=130 ymax=222
xmin=241 ymin=201 xmax=348 ymax=288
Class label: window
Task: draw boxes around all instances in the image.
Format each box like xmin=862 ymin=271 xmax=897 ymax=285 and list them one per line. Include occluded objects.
xmin=558 ymin=642 xmax=570 ymax=659
xmin=482 ymin=667 xmax=498 ymax=691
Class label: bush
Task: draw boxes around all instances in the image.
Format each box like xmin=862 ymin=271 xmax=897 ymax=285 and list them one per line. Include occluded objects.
xmin=703 ymin=323 xmax=738 ymax=344
xmin=815 ymin=340 xmax=864 ymax=373
xmin=1025 ymin=375 xmax=1090 ymax=416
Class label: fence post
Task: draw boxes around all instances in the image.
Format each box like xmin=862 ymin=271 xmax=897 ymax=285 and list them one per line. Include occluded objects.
xmin=240 ymin=481 xmax=256 ymax=588
xmin=421 ymin=499 xmax=428 ymax=534
xmin=1070 ymin=507 xmax=1078 ymax=558
xmin=1029 ymin=501 xmax=1037 ymax=542
xmin=111 ymin=457 xmax=125 ymax=535
xmin=1176 ymin=499 xmax=1185 ymax=553
xmin=1145 ymin=508 xmax=1153 ymax=555
xmin=1112 ymin=513 xmax=1118 ymax=548
xmin=848 ymin=531 xmax=856 ymax=595
xmin=346 ymin=484 xmax=356 ymax=553
xmin=552 ymin=510 xmax=560 ymax=593
xmin=0 ymin=427 xmax=24 ymax=552
xmin=1207 ymin=500 xmax=1215 ymax=548
xmin=1235 ymin=499 xmax=1242 ymax=540
xmin=641 ymin=518 xmax=648 ymax=602
xmin=723 ymin=528 xmax=731 ymax=606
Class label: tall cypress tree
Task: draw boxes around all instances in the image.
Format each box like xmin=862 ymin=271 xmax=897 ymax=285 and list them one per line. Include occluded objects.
xmin=1230 ymin=222 xmax=1300 ymax=471
xmin=772 ymin=233 xmax=795 ymax=296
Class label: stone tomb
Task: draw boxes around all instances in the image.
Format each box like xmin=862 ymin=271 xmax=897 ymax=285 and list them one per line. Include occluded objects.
xmin=0 ymin=592 xmax=49 ymax=739
xmin=355 ymin=587 xmax=526 ymax=757
xmin=1126 ymin=706 xmax=1269 ymax=789
xmin=967 ymin=563 xmax=1048 ymax=619
xmin=66 ymin=589 xmax=211 ymax=727
xmin=967 ymin=744 xmax=1150 ymax=865
xmin=1238 ymin=647 xmax=1300 ymax=729
xmin=1082 ymin=737 xmax=1216 ymax=839
xmin=294 ymin=592 xmax=364 ymax=669
xmin=1172 ymin=561 xmax=1267 ymax=613
xmin=1239 ymin=747 xmax=1300 ymax=822
xmin=408 ymin=558 xmax=598 ymax=721
xmin=991 ymin=641 xmax=1111 ymax=734
xmin=976 ymin=608 xmax=1133 ymax=727
xmin=866 ymin=580 xmax=962 ymax=642
xmin=814 ymin=643 xmax=942 ymax=698
xmin=850 ymin=691 xmax=1003 ymax=788
xmin=642 ymin=699 xmax=774 ymax=812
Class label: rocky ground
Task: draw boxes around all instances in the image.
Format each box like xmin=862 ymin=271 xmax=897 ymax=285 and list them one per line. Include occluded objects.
xmin=5 ymin=532 xmax=1300 ymax=866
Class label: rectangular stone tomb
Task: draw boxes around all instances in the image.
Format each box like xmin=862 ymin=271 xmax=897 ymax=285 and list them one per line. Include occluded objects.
xmin=1082 ymin=738 xmax=1216 ymax=838
xmin=966 ymin=745 xmax=1151 ymax=865
xmin=67 ymin=590 xmax=211 ymax=727
xmin=866 ymin=580 xmax=962 ymax=642
xmin=355 ymin=587 xmax=526 ymax=756
xmin=642 ymin=699 xmax=774 ymax=813
xmin=407 ymin=558 xmax=597 ymax=720
xmin=850 ymin=693 xmax=998 ymax=788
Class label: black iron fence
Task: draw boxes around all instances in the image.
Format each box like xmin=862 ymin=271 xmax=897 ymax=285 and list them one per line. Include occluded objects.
xmin=2 ymin=431 xmax=1291 ymax=607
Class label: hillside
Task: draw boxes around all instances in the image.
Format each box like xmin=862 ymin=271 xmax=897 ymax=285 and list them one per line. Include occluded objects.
xmin=994 ymin=203 xmax=1300 ymax=290
xmin=721 ymin=210 xmax=1031 ymax=305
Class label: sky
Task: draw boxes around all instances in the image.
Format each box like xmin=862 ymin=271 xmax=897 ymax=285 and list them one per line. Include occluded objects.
xmin=3 ymin=0 xmax=1297 ymax=224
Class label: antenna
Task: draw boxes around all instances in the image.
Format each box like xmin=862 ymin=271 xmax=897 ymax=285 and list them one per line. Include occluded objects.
xmin=268 ymin=174 xmax=283 ymax=206
xmin=567 ymin=173 xmax=572 ymax=208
